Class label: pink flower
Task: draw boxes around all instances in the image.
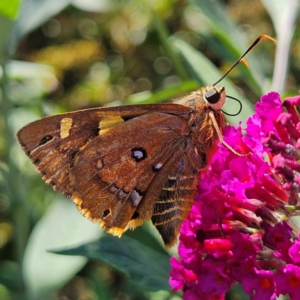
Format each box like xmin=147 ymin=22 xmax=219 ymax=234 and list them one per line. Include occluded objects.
xmin=169 ymin=92 xmax=300 ymax=299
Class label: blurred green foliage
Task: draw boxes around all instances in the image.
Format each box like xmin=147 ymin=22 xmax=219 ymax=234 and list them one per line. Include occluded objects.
xmin=0 ymin=0 xmax=299 ymax=299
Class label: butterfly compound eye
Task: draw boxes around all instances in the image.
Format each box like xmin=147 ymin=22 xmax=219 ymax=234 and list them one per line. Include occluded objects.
xmin=204 ymin=86 xmax=226 ymax=111
xmin=205 ymin=89 xmax=220 ymax=104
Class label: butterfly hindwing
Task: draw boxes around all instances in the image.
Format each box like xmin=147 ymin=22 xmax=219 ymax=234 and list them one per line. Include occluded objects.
xmin=71 ymin=111 xmax=191 ymax=239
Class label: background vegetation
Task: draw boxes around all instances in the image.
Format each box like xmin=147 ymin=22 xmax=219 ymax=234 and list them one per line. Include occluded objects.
xmin=0 ymin=0 xmax=299 ymax=299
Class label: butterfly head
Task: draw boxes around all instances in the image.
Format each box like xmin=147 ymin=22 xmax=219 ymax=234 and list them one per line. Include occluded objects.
xmin=204 ymin=85 xmax=226 ymax=111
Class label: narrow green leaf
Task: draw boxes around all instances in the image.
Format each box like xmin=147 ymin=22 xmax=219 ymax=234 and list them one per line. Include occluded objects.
xmin=189 ymin=0 xmax=240 ymax=38
xmin=51 ymin=235 xmax=171 ymax=291
xmin=0 ymin=15 xmax=14 ymax=63
xmin=153 ymin=14 xmax=190 ymax=81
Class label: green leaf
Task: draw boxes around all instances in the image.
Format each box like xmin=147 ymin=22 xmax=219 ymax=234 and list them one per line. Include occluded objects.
xmin=51 ymin=235 xmax=171 ymax=292
xmin=0 ymin=0 xmax=20 ymax=19
xmin=22 ymin=197 xmax=102 ymax=299
xmin=172 ymin=38 xmax=254 ymax=125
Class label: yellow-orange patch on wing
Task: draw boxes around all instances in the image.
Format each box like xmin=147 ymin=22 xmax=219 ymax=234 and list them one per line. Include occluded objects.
xmin=100 ymin=221 xmax=124 ymax=237
xmin=60 ymin=117 xmax=73 ymax=138
xmin=72 ymin=196 xmax=82 ymax=205
xmin=125 ymin=218 xmax=144 ymax=230
xmin=99 ymin=116 xmax=124 ymax=135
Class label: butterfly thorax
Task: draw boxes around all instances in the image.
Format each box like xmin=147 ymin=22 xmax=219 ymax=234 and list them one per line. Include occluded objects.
xmin=173 ymin=86 xmax=225 ymax=171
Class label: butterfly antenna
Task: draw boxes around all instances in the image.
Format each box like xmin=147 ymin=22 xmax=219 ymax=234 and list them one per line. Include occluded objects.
xmin=213 ymin=35 xmax=276 ymax=87
xmin=222 ymin=95 xmax=242 ymax=116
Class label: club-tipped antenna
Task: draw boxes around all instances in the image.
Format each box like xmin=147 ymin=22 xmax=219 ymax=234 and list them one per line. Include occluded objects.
xmin=213 ymin=35 xmax=276 ymax=87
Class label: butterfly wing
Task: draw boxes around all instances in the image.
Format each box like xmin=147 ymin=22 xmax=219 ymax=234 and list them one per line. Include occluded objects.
xmin=17 ymin=104 xmax=199 ymax=246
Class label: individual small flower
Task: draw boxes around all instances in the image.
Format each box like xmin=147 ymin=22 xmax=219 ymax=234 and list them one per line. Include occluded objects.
xmin=169 ymin=256 xmax=197 ymax=291
xmin=169 ymin=92 xmax=300 ymax=299
xmin=241 ymin=269 xmax=275 ymax=300
xmin=274 ymin=264 xmax=300 ymax=298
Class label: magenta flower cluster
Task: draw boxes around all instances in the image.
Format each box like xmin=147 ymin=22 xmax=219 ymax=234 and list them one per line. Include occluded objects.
xmin=169 ymin=92 xmax=300 ymax=300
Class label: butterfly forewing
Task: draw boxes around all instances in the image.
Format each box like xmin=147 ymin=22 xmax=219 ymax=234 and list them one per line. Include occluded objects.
xmin=17 ymin=105 xmax=189 ymax=195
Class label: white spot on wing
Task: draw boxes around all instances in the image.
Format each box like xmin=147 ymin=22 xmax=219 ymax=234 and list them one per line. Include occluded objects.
xmin=110 ymin=184 xmax=118 ymax=193
xmin=96 ymin=159 xmax=103 ymax=169
xmin=133 ymin=150 xmax=144 ymax=160
xmin=131 ymin=189 xmax=142 ymax=207
xmin=154 ymin=162 xmax=162 ymax=170
xmin=118 ymin=189 xmax=128 ymax=201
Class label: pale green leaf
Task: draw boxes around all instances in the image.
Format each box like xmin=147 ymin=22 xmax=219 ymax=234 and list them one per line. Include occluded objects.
xmin=23 ymin=197 xmax=102 ymax=299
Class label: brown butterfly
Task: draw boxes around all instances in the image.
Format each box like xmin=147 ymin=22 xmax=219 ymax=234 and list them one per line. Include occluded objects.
xmin=17 ymin=35 xmax=273 ymax=247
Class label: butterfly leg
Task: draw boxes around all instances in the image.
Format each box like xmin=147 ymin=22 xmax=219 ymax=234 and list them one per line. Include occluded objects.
xmin=208 ymin=111 xmax=245 ymax=157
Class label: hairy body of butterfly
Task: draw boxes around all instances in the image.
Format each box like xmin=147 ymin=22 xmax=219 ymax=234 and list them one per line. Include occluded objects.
xmin=17 ymin=85 xmax=225 ymax=247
